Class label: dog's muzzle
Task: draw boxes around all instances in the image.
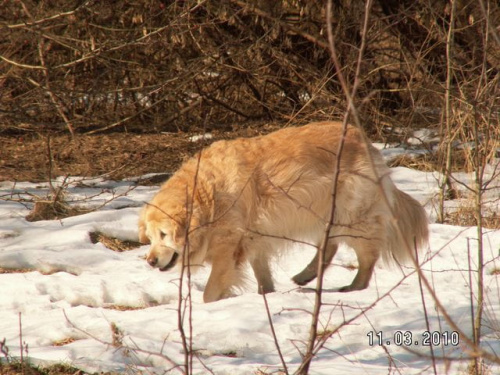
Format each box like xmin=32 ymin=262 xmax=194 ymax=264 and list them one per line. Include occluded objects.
xmin=160 ymin=252 xmax=179 ymax=271
xmin=147 ymin=251 xmax=179 ymax=271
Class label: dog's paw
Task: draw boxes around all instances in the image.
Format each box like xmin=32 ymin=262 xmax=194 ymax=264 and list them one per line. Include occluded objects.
xmin=338 ymin=283 xmax=368 ymax=292
xmin=292 ymin=274 xmax=315 ymax=286
xmin=292 ymin=272 xmax=316 ymax=286
xmin=338 ymin=285 xmax=353 ymax=292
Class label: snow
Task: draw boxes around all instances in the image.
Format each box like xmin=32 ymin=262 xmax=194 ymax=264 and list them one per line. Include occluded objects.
xmin=189 ymin=133 xmax=214 ymax=143
xmin=1 ymin=160 xmax=499 ymax=374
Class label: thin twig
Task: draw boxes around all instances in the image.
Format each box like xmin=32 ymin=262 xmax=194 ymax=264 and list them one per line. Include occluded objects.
xmin=262 ymin=291 xmax=289 ymax=374
xmin=18 ymin=312 xmax=24 ymax=374
xmin=415 ymin=238 xmax=437 ymax=375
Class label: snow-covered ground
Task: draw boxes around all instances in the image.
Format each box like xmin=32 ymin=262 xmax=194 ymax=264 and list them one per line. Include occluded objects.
xmin=1 ymin=147 xmax=499 ymax=374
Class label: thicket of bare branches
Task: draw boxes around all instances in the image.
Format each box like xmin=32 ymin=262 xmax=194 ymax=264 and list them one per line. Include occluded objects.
xmin=1 ymin=0 xmax=498 ymax=135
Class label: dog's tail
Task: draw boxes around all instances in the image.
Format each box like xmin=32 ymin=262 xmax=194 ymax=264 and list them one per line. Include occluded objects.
xmin=383 ymin=188 xmax=429 ymax=265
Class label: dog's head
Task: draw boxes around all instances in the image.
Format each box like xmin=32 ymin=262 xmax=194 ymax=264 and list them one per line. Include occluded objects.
xmin=139 ymin=201 xmax=206 ymax=272
xmin=138 ymin=202 xmax=188 ymax=272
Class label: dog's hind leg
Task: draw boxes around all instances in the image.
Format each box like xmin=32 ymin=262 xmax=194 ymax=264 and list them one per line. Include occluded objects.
xmin=292 ymin=242 xmax=338 ymax=286
xmin=339 ymin=243 xmax=379 ymax=292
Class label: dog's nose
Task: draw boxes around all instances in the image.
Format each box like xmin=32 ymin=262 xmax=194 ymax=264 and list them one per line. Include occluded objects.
xmin=147 ymin=256 xmax=158 ymax=267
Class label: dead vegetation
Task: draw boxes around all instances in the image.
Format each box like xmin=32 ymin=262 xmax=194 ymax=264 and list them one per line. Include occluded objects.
xmin=0 ymin=267 xmax=32 ymax=274
xmin=1 ymin=1 xmax=498 ymax=137
xmin=103 ymin=305 xmax=151 ymax=311
xmin=0 ymin=362 xmax=87 ymax=375
xmin=0 ymin=133 xmax=194 ymax=182
xmin=388 ymin=154 xmax=437 ymax=172
xmin=0 ymin=122 xmax=279 ymax=183
xmin=25 ymin=199 xmax=89 ymax=222
xmin=388 ymin=149 xmax=471 ymax=173
xmin=445 ymin=204 xmax=500 ymax=229
xmin=51 ymin=338 xmax=76 ymax=347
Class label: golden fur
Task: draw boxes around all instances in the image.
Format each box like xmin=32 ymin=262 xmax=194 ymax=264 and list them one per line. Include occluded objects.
xmin=139 ymin=121 xmax=428 ymax=303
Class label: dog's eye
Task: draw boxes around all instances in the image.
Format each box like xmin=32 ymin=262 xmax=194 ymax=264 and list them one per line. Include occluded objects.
xmin=159 ymin=231 xmax=166 ymax=240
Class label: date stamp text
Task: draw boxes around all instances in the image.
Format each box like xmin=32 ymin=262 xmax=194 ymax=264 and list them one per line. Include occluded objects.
xmin=367 ymin=331 xmax=460 ymax=347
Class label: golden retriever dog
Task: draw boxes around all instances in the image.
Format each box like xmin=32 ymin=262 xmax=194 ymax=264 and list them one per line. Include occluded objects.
xmin=139 ymin=121 xmax=428 ymax=303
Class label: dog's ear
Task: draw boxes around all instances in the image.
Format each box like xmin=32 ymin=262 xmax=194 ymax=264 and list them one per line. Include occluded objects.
xmin=173 ymin=223 xmax=186 ymax=244
xmin=138 ymin=207 xmax=150 ymax=244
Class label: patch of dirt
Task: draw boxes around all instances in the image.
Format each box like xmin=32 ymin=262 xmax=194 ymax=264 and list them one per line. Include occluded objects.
xmin=0 ymin=133 xmax=195 ymax=182
xmin=0 ymin=122 xmax=281 ymax=183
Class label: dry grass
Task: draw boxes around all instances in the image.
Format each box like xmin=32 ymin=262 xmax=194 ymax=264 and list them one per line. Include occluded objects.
xmin=0 ymin=267 xmax=80 ymax=276
xmin=88 ymin=231 xmax=141 ymax=252
xmin=0 ymin=362 xmax=86 ymax=375
xmin=51 ymin=338 xmax=77 ymax=347
xmin=445 ymin=204 xmax=500 ymax=229
xmin=25 ymin=200 xmax=90 ymax=222
xmin=103 ymin=304 xmax=151 ymax=311
xmin=388 ymin=153 xmax=437 ymax=172
xmin=388 ymin=149 xmax=470 ymax=173
xmin=0 ymin=267 xmax=32 ymax=274
xmin=466 ymin=359 xmax=495 ymax=375
xmin=219 ymin=351 xmax=238 ymax=358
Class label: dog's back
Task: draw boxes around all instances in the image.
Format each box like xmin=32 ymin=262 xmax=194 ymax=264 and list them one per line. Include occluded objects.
xmin=201 ymin=121 xmax=428 ymax=291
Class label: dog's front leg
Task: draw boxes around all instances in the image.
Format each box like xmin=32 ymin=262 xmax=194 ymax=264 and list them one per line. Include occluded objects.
xmin=249 ymin=253 xmax=275 ymax=295
xmin=203 ymin=235 xmax=245 ymax=303
xmin=203 ymin=257 xmax=240 ymax=303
